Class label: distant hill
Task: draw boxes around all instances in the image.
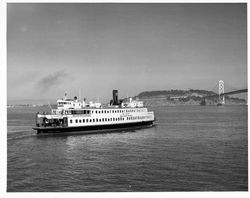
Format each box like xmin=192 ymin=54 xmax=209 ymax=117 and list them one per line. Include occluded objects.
xmin=135 ymin=89 xmax=246 ymax=106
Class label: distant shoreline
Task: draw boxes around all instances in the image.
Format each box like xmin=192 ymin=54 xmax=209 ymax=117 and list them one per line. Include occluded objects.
xmin=7 ymin=89 xmax=247 ymax=107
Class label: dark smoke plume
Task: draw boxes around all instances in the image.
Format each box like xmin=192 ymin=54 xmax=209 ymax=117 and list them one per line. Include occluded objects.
xmin=37 ymin=70 xmax=69 ymax=91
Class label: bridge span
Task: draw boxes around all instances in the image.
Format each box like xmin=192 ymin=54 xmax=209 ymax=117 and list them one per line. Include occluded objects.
xmin=201 ymin=81 xmax=247 ymax=105
xmin=204 ymin=89 xmax=247 ymax=98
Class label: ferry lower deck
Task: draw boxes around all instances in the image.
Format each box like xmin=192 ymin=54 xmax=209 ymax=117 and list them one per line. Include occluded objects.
xmin=33 ymin=120 xmax=154 ymax=134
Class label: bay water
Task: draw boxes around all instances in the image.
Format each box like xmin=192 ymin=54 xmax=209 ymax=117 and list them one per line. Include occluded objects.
xmin=7 ymin=105 xmax=248 ymax=191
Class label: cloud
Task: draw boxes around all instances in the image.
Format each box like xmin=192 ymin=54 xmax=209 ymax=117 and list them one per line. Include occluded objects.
xmin=37 ymin=70 xmax=69 ymax=91
xmin=20 ymin=26 xmax=27 ymax=32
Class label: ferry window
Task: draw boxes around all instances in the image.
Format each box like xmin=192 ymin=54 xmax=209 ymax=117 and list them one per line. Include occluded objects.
xmin=70 ymin=120 xmax=72 ymax=123
xmin=102 ymin=118 xmax=104 ymax=122
xmin=93 ymin=119 xmax=95 ymax=122
xmin=96 ymin=118 xmax=98 ymax=122
xmin=99 ymin=119 xmax=101 ymax=122
xmin=102 ymin=110 xmax=103 ymax=113
xmin=92 ymin=111 xmax=94 ymax=114
xmin=90 ymin=119 xmax=92 ymax=122
xmin=105 ymin=118 xmax=107 ymax=122
xmin=76 ymin=119 xmax=78 ymax=123
xmin=86 ymin=119 xmax=88 ymax=122
xmin=79 ymin=120 xmax=81 ymax=123
xmin=83 ymin=119 xmax=85 ymax=123
xmin=104 ymin=110 xmax=106 ymax=113
xmin=112 ymin=110 xmax=114 ymax=113
xmin=84 ymin=110 xmax=86 ymax=114
xmin=99 ymin=111 xmax=101 ymax=113
xmin=96 ymin=111 xmax=98 ymax=114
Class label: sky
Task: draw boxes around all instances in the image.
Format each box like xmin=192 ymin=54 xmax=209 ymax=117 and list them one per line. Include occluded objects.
xmin=7 ymin=3 xmax=247 ymax=103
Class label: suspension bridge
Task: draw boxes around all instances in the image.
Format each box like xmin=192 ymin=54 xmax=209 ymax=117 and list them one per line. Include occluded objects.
xmin=200 ymin=80 xmax=247 ymax=106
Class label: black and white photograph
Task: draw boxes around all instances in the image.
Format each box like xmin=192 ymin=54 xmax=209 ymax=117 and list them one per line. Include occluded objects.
xmin=4 ymin=1 xmax=248 ymax=194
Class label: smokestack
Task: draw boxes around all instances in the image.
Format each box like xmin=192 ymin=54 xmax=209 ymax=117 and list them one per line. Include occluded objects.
xmin=113 ymin=90 xmax=118 ymax=105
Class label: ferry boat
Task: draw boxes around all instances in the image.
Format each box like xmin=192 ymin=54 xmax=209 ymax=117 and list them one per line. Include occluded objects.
xmin=33 ymin=90 xmax=155 ymax=134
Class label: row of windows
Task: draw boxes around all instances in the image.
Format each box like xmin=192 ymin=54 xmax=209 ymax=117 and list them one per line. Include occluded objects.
xmin=58 ymin=102 xmax=71 ymax=105
xmin=59 ymin=109 xmax=145 ymax=115
xmin=71 ymin=110 xmax=90 ymax=115
xmin=91 ymin=109 xmax=144 ymax=114
xmin=127 ymin=116 xmax=145 ymax=120
xmin=69 ymin=116 xmax=146 ymax=124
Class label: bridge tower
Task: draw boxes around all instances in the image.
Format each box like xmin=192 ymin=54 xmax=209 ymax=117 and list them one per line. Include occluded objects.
xmin=218 ymin=80 xmax=225 ymax=104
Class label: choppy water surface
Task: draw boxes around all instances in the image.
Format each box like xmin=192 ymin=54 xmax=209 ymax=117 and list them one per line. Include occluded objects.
xmin=7 ymin=105 xmax=248 ymax=191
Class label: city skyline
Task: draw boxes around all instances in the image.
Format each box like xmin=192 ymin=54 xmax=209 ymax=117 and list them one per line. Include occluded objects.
xmin=7 ymin=3 xmax=247 ymax=102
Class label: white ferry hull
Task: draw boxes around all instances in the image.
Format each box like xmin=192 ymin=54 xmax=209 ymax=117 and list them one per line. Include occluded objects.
xmin=33 ymin=120 xmax=154 ymax=134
